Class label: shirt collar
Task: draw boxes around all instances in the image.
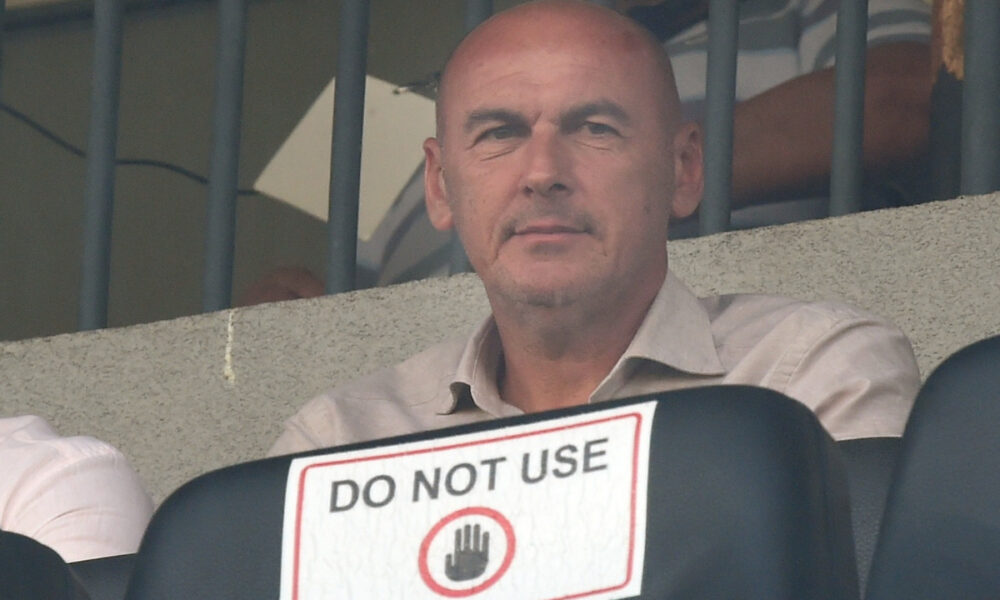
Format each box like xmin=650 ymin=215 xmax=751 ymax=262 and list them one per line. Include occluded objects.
xmin=621 ymin=270 xmax=726 ymax=375
xmin=438 ymin=270 xmax=726 ymax=415
xmin=438 ymin=316 xmax=506 ymax=416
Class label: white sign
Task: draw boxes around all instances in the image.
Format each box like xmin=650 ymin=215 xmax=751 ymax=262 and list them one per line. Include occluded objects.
xmin=280 ymin=401 xmax=658 ymax=599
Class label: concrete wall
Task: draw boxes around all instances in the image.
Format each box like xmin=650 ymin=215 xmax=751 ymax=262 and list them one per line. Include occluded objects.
xmin=2 ymin=193 xmax=999 ymax=503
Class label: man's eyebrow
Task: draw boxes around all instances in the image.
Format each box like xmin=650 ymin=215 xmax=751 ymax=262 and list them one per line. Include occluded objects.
xmin=463 ymin=109 xmax=525 ymax=134
xmin=562 ymin=100 xmax=631 ymax=126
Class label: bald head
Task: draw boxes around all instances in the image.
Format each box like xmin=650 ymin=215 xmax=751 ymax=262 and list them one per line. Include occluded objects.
xmin=436 ymin=0 xmax=681 ymax=139
xmin=421 ymin=0 xmax=704 ymax=317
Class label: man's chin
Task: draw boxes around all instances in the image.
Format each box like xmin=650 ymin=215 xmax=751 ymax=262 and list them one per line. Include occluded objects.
xmin=481 ymin=257 xmax=615 ymax=308
xmin=494 ymin=275 xmax=598 ymax=309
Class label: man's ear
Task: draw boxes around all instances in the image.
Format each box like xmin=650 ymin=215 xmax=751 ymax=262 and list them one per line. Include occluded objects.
xmin=670 ymin=122 xmax=704 ymax=220
xmin=423 ymin=137 xmax=454 ymax=231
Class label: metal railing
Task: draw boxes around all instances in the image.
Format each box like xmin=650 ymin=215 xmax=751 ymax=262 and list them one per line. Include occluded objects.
xmin=325 ymin=0 xmax=369 ymax=295
xmin=202 ymin=0 xmax=248 ymax=312
xmin=2 ymin=0 xmax=995 ymax=331
xmin=78 ymin=0 xmax=124 ymax=331
xmin=960 ymin=1 xmax=1000 ymax=195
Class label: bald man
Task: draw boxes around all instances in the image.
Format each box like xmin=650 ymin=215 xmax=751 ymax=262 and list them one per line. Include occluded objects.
xmin=270 ymin=0 xmax=919 ymax=455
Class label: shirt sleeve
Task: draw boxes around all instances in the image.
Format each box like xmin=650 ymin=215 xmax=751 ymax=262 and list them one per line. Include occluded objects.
xmin=268 ymin=392 xmax=354 ymax=456
xmin=6 ymin=442 xmax=154 ymax=562
xmin=779 ymin=306 xmax=922 ymax=440
xmin=269 ymin=410 xmax=327 ymax=457
xmin=800 ymin=0 xmax=932 ymax=72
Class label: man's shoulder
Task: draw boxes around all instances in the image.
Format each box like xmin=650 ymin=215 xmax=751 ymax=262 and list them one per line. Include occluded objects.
xmin=322 ymin=334 xmax=467 ymax=405
xmin=701 ymin=292 xmax=918 ymax=440
xmin=712 ymin=292 xmax=887 ymax=318
xmin=0 ymin=415 xmax=126 ymax=465
xmin=270 ymin=335 xmax=470 ymax=454
xmin=702 ymin=292 xmax=903 ymax=351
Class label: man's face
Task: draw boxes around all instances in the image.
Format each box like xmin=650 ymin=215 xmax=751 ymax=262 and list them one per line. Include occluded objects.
xmin=424 ymin=4 xmax=700 ymax=310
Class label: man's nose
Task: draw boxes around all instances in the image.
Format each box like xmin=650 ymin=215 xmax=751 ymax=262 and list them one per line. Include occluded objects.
xmin=520 ymin=130 xmax=571 ymax=199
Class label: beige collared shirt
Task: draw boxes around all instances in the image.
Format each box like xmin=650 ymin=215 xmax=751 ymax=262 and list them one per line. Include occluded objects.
xmin=270 ymin=273 xmax=919 ymax=455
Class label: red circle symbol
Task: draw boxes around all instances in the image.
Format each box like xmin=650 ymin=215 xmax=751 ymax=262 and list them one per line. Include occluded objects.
xmin=418 ymin=506 xmax=516 ymax=597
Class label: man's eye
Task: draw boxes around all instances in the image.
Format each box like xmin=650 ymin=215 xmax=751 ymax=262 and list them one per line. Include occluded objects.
xmin=583 ymin=122 xmax=618 ymax=136
xmin=479 ymin=125 xmax=518 ymax=142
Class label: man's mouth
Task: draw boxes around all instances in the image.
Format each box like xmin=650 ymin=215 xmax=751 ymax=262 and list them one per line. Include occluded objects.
xmin=503 ymin=214 xmax=595 ymax=241
xmin=514 ymin=222 xmax=586 ymax=236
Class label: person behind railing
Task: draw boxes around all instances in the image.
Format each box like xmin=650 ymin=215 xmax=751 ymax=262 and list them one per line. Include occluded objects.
xmin=0 ymin=415 xmax=153 ymax=562
xmin=237 ymin=266 xmax=325 ymax=307
xmin=621 ymin=0 xmax=932 ymax=233
xmin=269 ymin=0 xmax=920 ymax=455
xmin=242 ymin=0 xmax=931 ymax=300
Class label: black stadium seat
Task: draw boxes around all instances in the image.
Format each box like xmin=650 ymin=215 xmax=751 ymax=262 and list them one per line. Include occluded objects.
xmin=0 ymin=529 xmax=91 ymax=600
xmin=123 ymin=385 xmax=859 ymax=600
xmin=69 ymin=554 xmax=137 ymax=600
xmin=836 ymin=436 xmax=901 ymax=592
xmin=865 ymin=334 xmax=1000 ymax=600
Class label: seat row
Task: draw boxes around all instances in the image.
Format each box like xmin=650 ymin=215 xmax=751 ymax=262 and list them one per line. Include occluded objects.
xmin=3 ymin=334 xmax=998 ymax=599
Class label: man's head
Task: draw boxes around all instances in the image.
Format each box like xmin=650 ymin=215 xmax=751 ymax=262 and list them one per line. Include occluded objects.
xmin=423 ymin=0 xmax=702 ymax=312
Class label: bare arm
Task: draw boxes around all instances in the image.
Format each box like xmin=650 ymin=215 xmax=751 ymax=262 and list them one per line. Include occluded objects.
xmin=729 ymin=41 xmax=931 ymax=207
xmin=238 ymin=266 xmax=325 ymax=307
xmin=12 ymin=449 xmax=154 ymax=561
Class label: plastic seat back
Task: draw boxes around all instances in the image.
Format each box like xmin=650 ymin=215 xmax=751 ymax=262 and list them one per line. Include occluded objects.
xmin=0 ymin=529 xmax=91 ymax=600
xmin=866 ymin=335 xmax=1000 ymax=600
xmin=125 ymin=386 xmax=858 ymax=600
xmin=70 ymin=553 xmax=137 ymax=600
xmin=837 ymin=437 xmax=901 ymax=591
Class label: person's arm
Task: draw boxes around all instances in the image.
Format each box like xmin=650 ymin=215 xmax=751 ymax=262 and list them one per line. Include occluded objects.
xmin=238 ymin=266 xmax=325 ymax=307
xmin=730 ymin=41 xmax=931 ymax=207
xmin=12 ymin=446 xmax=154 ymax=562
xmin=269 ymin=410 xmax=328 ymax=456
xmin=780 ymin=304 xmax=922 ymax=441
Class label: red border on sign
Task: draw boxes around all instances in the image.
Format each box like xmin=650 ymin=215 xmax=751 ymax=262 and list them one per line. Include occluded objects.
xmin=290 ymin=411 xmax=646 ymax=600
xmin=418 ymin=506 xmax=517 ymax=597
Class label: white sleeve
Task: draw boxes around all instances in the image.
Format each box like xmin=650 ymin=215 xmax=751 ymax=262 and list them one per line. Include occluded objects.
xmin=800 ymin=0 xmax=932 ymax=72
xmin=4 ymin=439 xmax=154 ymax=562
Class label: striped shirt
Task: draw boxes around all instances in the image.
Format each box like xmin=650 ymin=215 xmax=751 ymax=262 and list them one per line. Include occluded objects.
xmin=655 ymin=0 xmax=932 ymax=121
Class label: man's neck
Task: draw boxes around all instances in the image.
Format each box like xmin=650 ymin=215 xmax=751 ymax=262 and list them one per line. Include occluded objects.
xmin=491 ymin=274 xmax=664 ymax=413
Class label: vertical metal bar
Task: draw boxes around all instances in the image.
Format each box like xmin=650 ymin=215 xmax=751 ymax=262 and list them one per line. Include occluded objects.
xmin=78 ymin=0 xmax=124 ymax=331
xmin=699 ymin=0 xmax=739 ymax=236
xmin=326 ymin=0 xmax=369 ymax=294
xmin=960 ymin=0 xmax=1000 ymax=195
xmin=928 ymin=72 xmax=962 ymax=201
xmin=828 ymin=0 xmax=868 ymax=216
xmin=202 ymin=0 xmax=248 ymax=312
xmin=448 ymin=0 xmax=493 ymax=275
xmin=1 ymin=0 xmax=6 ymax=99
xmin=464 ymin=0 xmax=492 ymax=32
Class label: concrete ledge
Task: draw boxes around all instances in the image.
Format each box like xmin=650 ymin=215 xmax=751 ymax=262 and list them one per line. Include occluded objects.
xmin=2 ymin=193 xmax=998 ymax=503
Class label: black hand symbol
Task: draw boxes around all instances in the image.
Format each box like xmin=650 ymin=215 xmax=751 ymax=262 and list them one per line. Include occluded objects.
xmin=444 ymin=523 xmax=490 ymax=581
